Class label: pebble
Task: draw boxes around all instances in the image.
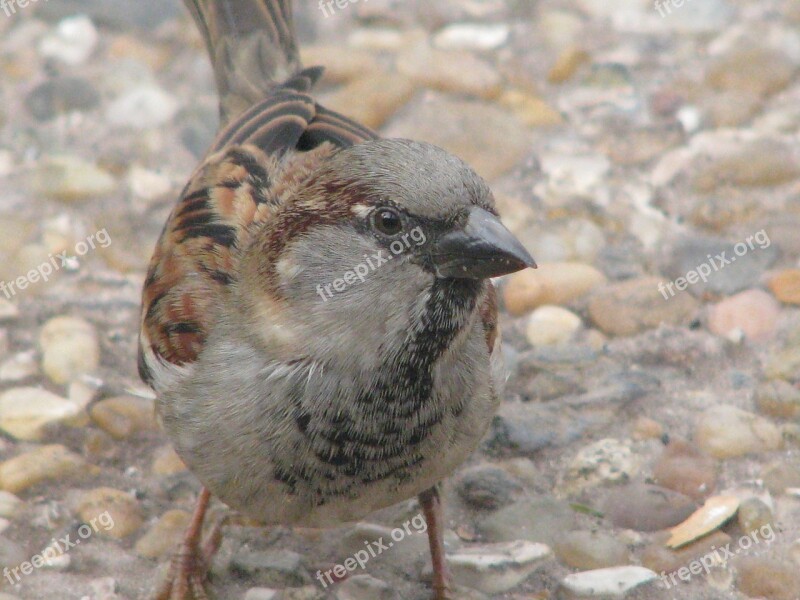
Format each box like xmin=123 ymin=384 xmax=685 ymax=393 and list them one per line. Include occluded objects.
xmin=631 ymin=417 xmax=664 ymax=441
xmin=384 ymin=95 xmax=531 ymax=181
xmin=89 ymin=395 xmax=158 ymax=440
xmin=768 ymin=269 xmax=800 ymax=305
xmin=38 ymin=15 xmax=99 ymax=66
xmin=652 ymin=439 xmax=717 ymax=501
xmin=38 ymin=316 xmax=100 ymax=385
xmin=755 ymin=379 xmax=800 ymax=420
xmin=0 ymin=445 xmax=89 ymax=494
xmin=525 ymin=306 xmax=582 ymax=346
xmin=106 ymin=85 xmax=180 ymax=129
xmin=397 ymin=46 xmax=502 ymax=99
xmin=334 ymin=574 xmax=397 ymax=600
xmin=88 ymin=577 xmax=119 ymax=600
xmin=764 ymin=345 xmax=800 ymax=381
xmin=588 ymin=277 xmax=699 ymax=337
xmin=554 ymin=530 xmax=629 ymax=570
xmin=151 ymin=445 xmax=187 ymax=476
xmin=37 ymin=0 xmax=181 ymax=28
xmin=559 ymin=566 xmax=657 ymax=599
xmin=0 ymin=351 xmax=38 ymax=382
xmin=548 ymin=47 xmax=590 ymax=84
xmin=127 ymin=166 xmax=173 ymax=203
xmin=299 ymin=46 xmax=380 ymax=84
xmin=0 ymin=299 xmax=18 ymax=321
xmin=478 ymin=496 xmax=575 ymax=546
xmin=738 ymin=497 xmax=774 ymax=535
xmin=323 ymin=74 xmax=416 ymax=129
xmin=135 ymin=509 xmax=190 ymax=558
xmin=448 ymin=540 xmax=551 ymax=594
xmin=661 ymin=235 xmax=778 ymax=298
xmin=0 ymin=387 xmax=81 ymax=441
xmin=230 ymin=549 xmax=311 ymax=587
xmin=497 ymin=90 xmax=564 ymax=127
xmin=694 ymin=405 xmax=782 ymax=459
xmin=26 ymin=77 xmax=101 ymax=121
xmin=243 ymin=590 xmax=281 ymax=600
xmin=0 ymin=491 xmax=22 ymax=518
xmin=706 ymin=44 xmax=797 ymax=98
xmin=76 ymin=487 xmax=144 ymax=539
xmin=561 ymin=438 xmax=640 ymax=493
xmin=504 ymin=263 xmax=606 ymax=316
xmin=641 ymin=529 xmax=731 ymax=575
xmin=736 ymin=557 xmax=800 ymax=600
xmin=432 ymin=23 xmax=510 ymax=51
xmin=525 ymin=219 xmax=606 ymax=264
xmin=34 ymin=156 xmax=116 ymax=202
xmin=601 ymin=484 xmax=697 ymax=532
xmin=761 ymin=462 xmax=800 ymax=495
xmin=708 ymin=289 xmax=780 ymax=342
xmin=455 ymin=465 xmax=522 ymax=511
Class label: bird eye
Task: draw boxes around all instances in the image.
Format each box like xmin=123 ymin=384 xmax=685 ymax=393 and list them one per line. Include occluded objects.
xmin=372 ymin=207 xmax=403 ymax=236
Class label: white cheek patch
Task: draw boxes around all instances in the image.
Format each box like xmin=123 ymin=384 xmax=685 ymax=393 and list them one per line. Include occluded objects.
xmin=351 ymin=204 xmax=372 ymax=218
xmin=276 ymin=255 xmax=304 ymax=282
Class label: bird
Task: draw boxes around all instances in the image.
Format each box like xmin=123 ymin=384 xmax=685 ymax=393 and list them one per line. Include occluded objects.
xmin=137 ymin=1 xmax=536 ymax=598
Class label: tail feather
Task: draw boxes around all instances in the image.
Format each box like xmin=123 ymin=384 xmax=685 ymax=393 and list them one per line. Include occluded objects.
xmin=185 ymin=0 xmax=303 ymax=123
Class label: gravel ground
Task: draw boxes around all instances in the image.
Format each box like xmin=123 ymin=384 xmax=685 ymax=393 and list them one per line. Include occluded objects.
xmin=0 ymin=0 xmax=799 ymax=599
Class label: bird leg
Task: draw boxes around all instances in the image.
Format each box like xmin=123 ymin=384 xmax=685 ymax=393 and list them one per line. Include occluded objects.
xmin=152 ymin=487 xmax=222 ymax=600
xmin=419 ymin=485 xmax=453 ymax=600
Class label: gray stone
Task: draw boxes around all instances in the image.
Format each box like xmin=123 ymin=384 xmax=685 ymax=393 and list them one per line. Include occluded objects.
xmin=230 ymin=549 xmax=311 ymax=587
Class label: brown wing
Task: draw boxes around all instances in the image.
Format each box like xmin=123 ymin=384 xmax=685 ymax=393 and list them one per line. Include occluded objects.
xmin=138 ymin=76 xmax=378 ymax=384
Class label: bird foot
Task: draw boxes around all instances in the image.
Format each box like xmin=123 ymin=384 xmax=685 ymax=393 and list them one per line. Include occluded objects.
xmin=151 ymin=538 xmax=216 ymax=600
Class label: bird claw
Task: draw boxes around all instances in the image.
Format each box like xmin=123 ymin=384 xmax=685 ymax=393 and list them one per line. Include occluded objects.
xmin=151 ymin=542 xmax=212 ymax=600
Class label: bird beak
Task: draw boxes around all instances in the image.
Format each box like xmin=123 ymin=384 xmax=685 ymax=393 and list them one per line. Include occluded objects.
xmin=432 ymin=207 xmax=537 ymax=279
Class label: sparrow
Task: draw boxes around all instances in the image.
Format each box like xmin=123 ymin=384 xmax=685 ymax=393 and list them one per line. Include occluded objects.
xmin=138 ymin=1 xmax=535 ymax=599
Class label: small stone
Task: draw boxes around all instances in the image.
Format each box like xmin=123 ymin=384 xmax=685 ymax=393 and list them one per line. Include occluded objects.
xmin=588 ymin=277 xmax=699 ymax=337
xmin=478 ymin=497 xmax=576 ymax=546
xmin=0 ymin=445 xmax=89 ymax=494
xmin=0 ymin=299 xmax=18 ymax=321
xmin=498 ymin=90 xmax=564 ymax=127
xmin=77 ymin=487 xmax=143 ymax=539
xmin=26 ymin=77 xmax=101 ymax=121
xmin=706 ymin=44 xmax=797 ymax=98
xmin=0 ymin=351 xmax=38 ymax=382
xmin=708 ymin=289 xmax=780 ymax=342
xmin=455 ymin=465 xmax=522 ymax=511
xmin=0 ymin=387 xmax=81 ymax=441
xmin=764 ymin=345 xmax=800 ymax=381
xmin=334 ymin=574 xmax=397 ymax=600
xmin=106 ymin=85 xmax=180 ymax=129
xmin=38 ymin=15 xmax=98 ymax=66
xmin=89 ymin=395 xmax=158 ymax=440
xmin=39 ymin=316 xmax=100 ymax=385
xmin=737 ymin=497 xmax=774 ymax=534
xmin=397 ymin=46 xmax=502 ymax=99
xmin=667 ymin=495 xmax=740 ymax=548
xmin=761 ymin=462 xmax=800 ymax=495
xmin=525 ymin=306 xmax=582 ymax=346
xmin=755 ymin=380 xmax=800 ymax=420
xmin=641 ymin=530 xmax=731 ymax=574
xmin=135 ymin=509 xmax=191 ymax=558
xmin=384 ymin=96 xmax=531 ymax=182
xmin=127 ymin=166 xmax=172 ymax=202
xmin=768 ymin=269 xmax=800 ymax=305
xmin=736 ymin=557 xmax=800 ymax=600
xmin=243 ymin=590 xmax=281 ymax=600
xmin=448 ymin=540 xmax=551 ymax=594
xmin=230 ymin=549 xmax=311 ymax=587
xmin=652 ymin=439 xmax=717 ymax=501
xmin=299 ymin=46 xmax=380 ymax=85
xmin=34 ymin=156 xmax=116 ymax=202
xmin=554 ymin=530 xmax=629 ymax=570
xmin=559 ymin=566 xmax=657 ymax=599
xmin=151 ymin=445 xmax=187 ymax=476
xmin=694 ymin=405 xmax=782 ymax=459
xmin=562 ymin=439 xmax=640 ymax=492
xmin=691 ymin=138 xmax=800 ymax=192
xmin=88 ymin=577 xmax=119 ymax=600
xmin=504 ymin=263 xmax=606 ymax=316
xmin=433 ymin=23 xmax=509 ymax=51
xmin=323 ymin=74 xmax=415 ymax=130
xmin=548 ymin=47 xmax=590 ymax=84
xmin=0 ymin=491 xmax=22 ymax=518
xmin=601 ymin=484 xmax=697 ymax=532
xmin=632 ymin=417 xmax=663 ymax=441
